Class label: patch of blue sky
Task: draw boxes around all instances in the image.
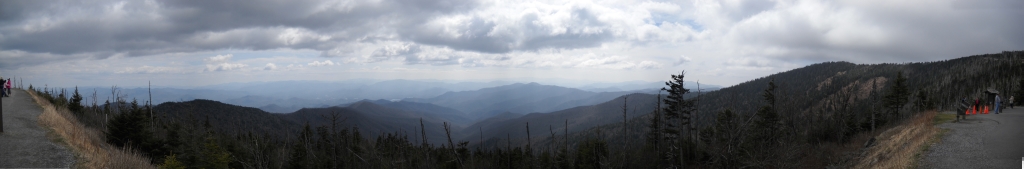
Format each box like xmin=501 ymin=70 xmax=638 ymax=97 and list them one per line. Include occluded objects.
xmin=648 ymin=14 xmax=703 ymax=32
xmin=684 ymin=19 xmax=704 ymax=32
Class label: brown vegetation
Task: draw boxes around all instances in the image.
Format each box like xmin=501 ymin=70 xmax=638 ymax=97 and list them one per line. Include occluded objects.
xmin=850 ymin=110 xmax=941 ymax=169
xmin=29 ymin=90 xmax=155 ymax=169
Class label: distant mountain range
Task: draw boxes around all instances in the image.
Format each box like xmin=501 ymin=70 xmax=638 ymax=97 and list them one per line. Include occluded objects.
xmin=404 ymin=82 xmax=661 ymax=120
xmin=576 ymin=80 xmax=721 ymax=92
xmin=148 ymin=85 xmax=695 ymax=146
xmin=460 ymin=93 xmax=662 ymax=145
xmin=73 ymin=79 xmax=706 ymax=114
xmin=154 ymin=99 xmax=458 ymax=145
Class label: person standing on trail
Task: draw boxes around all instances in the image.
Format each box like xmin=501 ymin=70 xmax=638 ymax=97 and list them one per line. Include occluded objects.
xmin=958 ymin=97 xmax=968 ymax=122
xmin=974 ymin=97 xmax=980 ymax=112
xmin=0 ymin=77 xmax=6 ymax=97
xmin=995 ymin=94 xmax=1001 ymax=114
xmin=1010 ymin=96 xmax=1015 ymax=109
xmin=4 ymin=78 xmax=10 ymax=96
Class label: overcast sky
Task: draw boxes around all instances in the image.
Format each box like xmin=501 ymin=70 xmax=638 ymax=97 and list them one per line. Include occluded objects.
xmin=1 ymin=0 xmax=1022 ymax=88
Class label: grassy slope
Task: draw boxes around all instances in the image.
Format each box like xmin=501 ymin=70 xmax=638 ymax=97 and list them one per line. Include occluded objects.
xmin=848 ymin=110 xmax=949 ymax=169
xmin=29 ymin=90 xmax=155 ymax=169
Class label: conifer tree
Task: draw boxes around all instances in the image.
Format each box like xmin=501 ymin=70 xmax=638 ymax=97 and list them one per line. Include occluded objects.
xmin=288 ymin=123 xmax=314 ymax=169
xmin=1017 ymin=78 xmax=1024 ymax=106
xmin=201 ymin=137 xmax=233 ymax=169
xmin=915 ymin=90 xmax=928 ymax=111
xmin=69 ymin=86 xmax=84 ymax=113
xmin=574 ymin=137 xmax=608 ymax=169
xmin=159 ymin=154 xmax=186 ymax=169
xmin=661 ymin=70 xmax=694 ymax=166
xmin=884 ymin=71 xmax=909 ymax=120
xmin=755 ymin=79 xmax=779 ymax=140
xmin=106 ymin=101 xmax=154 ymax=152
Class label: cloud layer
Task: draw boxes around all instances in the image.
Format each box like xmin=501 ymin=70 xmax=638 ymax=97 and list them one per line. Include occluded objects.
xmin=2 ymin=0 xmax=1022 ymax=86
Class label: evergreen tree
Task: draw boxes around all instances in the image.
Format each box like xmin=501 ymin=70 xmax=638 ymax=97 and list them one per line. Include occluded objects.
xmin=574 ymin=137 xmax=608 ymax=169
xmin=158 ymin=121 xmax=183 ymax=163
xmin=556 ymin=145 xmax=572 ymax=169
xmin=105 ymin=101 xmax=154 ymax=153
xmin=539 ymin=151 xmax=554 ymax=169
xmin=662 ymin=71 xmax=693 ymax=140
xmin=753 ymin=77 xmax=782 ymax=151
xmin=288 ymin=123 xmax=314 ymax=169
xmin=69 ymin=86 xmax=84 ymax=113
xmin=661 ymin=70 xmax=694 ymax=166
xmin=1017 ymin=78 xmax=1024 ymax=106
xmin=201 ymin=137 xmax=233 ymax=169
xmin=754 ymin=79 xmax=780 ymax=141
xmin=914 ymin=90 xmax=928 ymax=111
xmin=710 ymin=109 xmax=736 ymax=142
xmin=884 ymin=71 xmax=910 ymax=119
xmin=159 ymin=154 xmax=186 ymax=169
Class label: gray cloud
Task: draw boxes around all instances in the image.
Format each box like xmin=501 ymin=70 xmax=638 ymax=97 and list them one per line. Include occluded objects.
xmin=722 ymin=0 xmax=1024 ymax=64
xmin=0 ymin=0 xmax=480 ymax=68
xmin=2 ymin=0 xmax=1023 ymax=75
xmin=404 ymin=7 xmax=615 ymax=53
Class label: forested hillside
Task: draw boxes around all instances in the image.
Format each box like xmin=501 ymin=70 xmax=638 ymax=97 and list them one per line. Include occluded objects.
xmin=524 ymin=50 xmax=1024 ymax=168
xmin=467 ymin=93 xmax=663 ymax=149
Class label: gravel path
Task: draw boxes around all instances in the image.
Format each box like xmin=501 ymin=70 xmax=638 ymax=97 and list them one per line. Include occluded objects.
xmin=921 ymin=106 xmax=1024 ymax=169
xmin=0 ymin=88 xmax=75 ymax=168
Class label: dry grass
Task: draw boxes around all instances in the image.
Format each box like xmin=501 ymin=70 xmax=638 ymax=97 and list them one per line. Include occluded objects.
xmin=850 ymin=111 xmax=941 ymax=169
xmin=28 ymin=90 xmax=156 ymax=169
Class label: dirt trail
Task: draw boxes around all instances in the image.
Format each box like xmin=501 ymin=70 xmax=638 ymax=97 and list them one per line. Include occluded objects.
xmin=921 ymin=107 xmax=1024 ymax=168
xmin=0 ymin=88 xmax=75 ymax=168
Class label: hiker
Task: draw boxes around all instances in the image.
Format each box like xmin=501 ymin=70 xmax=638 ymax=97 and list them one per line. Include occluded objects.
xmin=957 ymin=97 xmax=968 ymax=122
xmin=4 ymin=78 xmax=9 ymax=97
xmin=0 ymin=77 xmax=6 ymax=97
xmin=1011 ymin=96 xmax=1015 ymax=109
xmin=994 ymin=94 xmax=1001 ymax=114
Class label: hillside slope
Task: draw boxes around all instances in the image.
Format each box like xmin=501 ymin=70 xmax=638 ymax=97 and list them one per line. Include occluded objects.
xmin=463 ymin=93 xmax=661 ymax=145
xmin=525 ymin=50 xmax=1024 ymax=151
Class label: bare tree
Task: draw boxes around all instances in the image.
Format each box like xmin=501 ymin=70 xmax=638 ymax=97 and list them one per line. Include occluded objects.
xmin=149 ymin=81 xmax=154 ymax=132
xmin=479 ymin=127 xmax=484 ymax=149
xmin=549 ymin=125 xmax=555 ymax=153
xmin=444 ymin=122 xmax=463 ymax=167
xmin=526 ymin=122 xmax=532 ymax=153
